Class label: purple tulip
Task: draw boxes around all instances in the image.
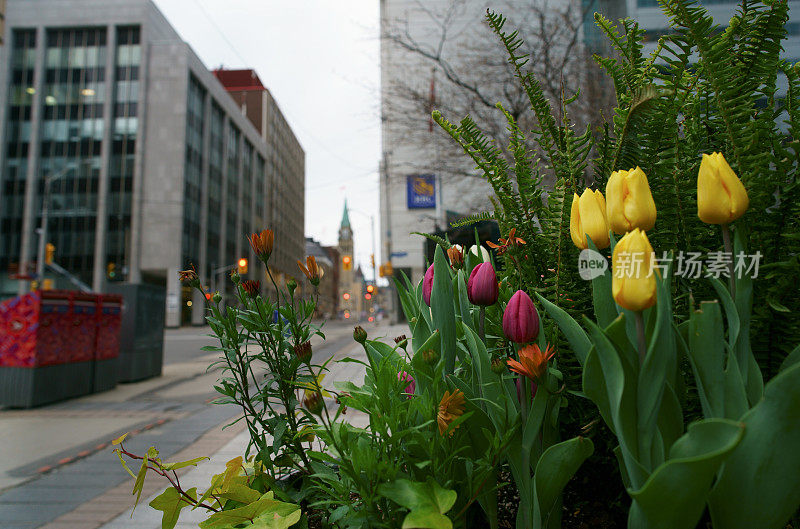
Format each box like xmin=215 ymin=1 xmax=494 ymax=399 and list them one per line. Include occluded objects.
xmin=423 ymin=264 xmax=434 ymax=306
xmin=502 ymin=290 xmax=540 ymax=344
xmin=398 ymin=371 xmax=416 ymax=398
xmin=467 ymin=262 xmax=499 ymax=306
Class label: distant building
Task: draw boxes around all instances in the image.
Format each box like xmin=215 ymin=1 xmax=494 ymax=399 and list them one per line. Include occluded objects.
xmin=0 ymin=0 xmax=6 ymax=46
xmin=0 ymin=0 xmax=305 ymax=327
xmin=337 ymin=200 xmax=364 ymax=320
xmin=213 ymin=68 xmax=305 ymax=281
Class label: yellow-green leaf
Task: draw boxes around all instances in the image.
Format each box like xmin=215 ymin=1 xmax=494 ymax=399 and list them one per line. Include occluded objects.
xmin=112 ymin=433 xmax=129 ymax=445
xmin=219 ymin=483 xmax=261 ymax=505
xmin=149 ymin=487 xmax=197 ymax=529
xmin=198 ymin=492 xmax=301 ymax=529
xmin=162 ymin=456 xmax=209 ymax=471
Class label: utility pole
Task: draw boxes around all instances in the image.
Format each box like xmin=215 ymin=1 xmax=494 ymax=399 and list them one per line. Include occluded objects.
xmin=35 ymin=164 xmax=76 ymax=284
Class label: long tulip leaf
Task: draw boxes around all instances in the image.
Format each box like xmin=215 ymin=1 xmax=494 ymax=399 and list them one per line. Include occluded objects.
xmin=532 ymin=437 xmax=594 ymax=529
xmin=709 ymin=362 xmax=800 ymax=529
xmin=536 ymin=293 xmax=591 ymax=366
xmin=627 ymin=418 xmax=744 ymax=529
xmin=687 ymin=301 xmax=725 ymax=418
xmin=431 ymin=246 xmax=457 ymax=375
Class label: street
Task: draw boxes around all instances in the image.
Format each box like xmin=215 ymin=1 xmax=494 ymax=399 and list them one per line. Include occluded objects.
xmin=0 ymin=319 xmax=403 ymax=529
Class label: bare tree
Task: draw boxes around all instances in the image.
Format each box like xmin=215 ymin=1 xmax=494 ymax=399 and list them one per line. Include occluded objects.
xmin=381 ymin=0 xmax=614 ymax=192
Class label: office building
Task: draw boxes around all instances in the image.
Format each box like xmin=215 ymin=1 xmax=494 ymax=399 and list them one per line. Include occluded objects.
xmin=0 ymin=0 xmax=305 ymax=326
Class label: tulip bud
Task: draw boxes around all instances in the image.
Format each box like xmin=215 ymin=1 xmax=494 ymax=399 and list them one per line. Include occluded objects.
xmin=422 ymin=264 xmax=434 ymax=307
xmin=502 ymin=290 xmax=540 ymax=344
xmin=353 ymin=326 xmax=367 ymax=344
xmin=490 ymin=356 xmax=507 ymax=374
xmin=697 ymin=152 xmax=749 ymax=224
xmin=469 ymin=245 xmax=491 ymax=263
xmin=467 ymin=262 xmax=499 ymax=306
xmin=605 ymin=167 xmax=657 ymax=234
xmin=302 ymin=391 xmax=324 ymax=415
xmin=447 ymin=246 xmax=464 ymax=270
xmin=612 ymin=228 xmax=657 ymax=311
xmin=397 ymin=371 xmax=416 ymax=398
xmin=294 ymin=341 xmax=312 ymax=363
xmin=570 ymin=189 xmax=610 ymax=250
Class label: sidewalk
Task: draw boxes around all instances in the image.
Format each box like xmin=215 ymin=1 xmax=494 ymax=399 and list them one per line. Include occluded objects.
xmin=0 ymin=319 xmax=406 ymax=529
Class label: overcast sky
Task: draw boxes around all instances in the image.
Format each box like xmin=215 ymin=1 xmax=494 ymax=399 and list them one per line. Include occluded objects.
xmin=152 ymin=0 xmax=381 ymax=279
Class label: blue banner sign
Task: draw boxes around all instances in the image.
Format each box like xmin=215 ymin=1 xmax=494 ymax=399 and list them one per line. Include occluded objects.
xmin=406 ymin=174 xmax=436 ymax=209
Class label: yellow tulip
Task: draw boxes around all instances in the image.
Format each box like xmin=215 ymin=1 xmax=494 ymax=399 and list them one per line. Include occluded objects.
xmin=697 ymin=152 xmax=749 ymax=224
xmin=570 ymin=189 xmax=610 ymax=250
xmin=612 ymin=228 xmax=657 ymax=312
xmin=606 ymin=167 xmax=657 ymax=234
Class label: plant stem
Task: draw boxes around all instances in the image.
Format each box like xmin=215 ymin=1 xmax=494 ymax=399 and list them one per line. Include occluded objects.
xmin=478 ymin=306 xmax=486 ymax=343
xmin=635 ymin=310 xmax=647 ymax=368
xmin=721 ymin=223 xmax=735 ymax=299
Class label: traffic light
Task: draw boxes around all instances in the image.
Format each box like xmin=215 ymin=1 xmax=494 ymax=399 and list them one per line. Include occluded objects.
xmin=45 ymin=243 xmax=55 ymax=265
xmin=366 ymin=284 xmax=375 ymax=294
xmin=365 ymin=293 xmax=372 ymax=300
xmin=205 ymin=292 xmax=212 ymax=301
xmin=107 ymin=262 xmax=116 ymax=279
xmin=343 ymin=292 xmax=350 ymax=301
xmin=379 ymin=262 xmax=394 ymax=277
xmin=238 ymin=257 xmax=248 ymax=275
xmin=343 ymin=255 xmax=352 ymax=271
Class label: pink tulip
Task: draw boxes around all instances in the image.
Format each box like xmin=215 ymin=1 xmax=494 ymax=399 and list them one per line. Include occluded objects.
xmin=502 ymin=290 xmax=540 ymax=344
xmin=398 ymin=371 xmax=416 ymax=398
xmin=467 ymin=262 xmax=499 ymax=306
xmin=423 ymin=264 xmax=434 ymax=306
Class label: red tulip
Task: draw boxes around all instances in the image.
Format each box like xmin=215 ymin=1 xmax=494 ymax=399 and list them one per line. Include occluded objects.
xmin=423 ymin=264 xmax=434 ymax=306
xmin=467 ymin=262 xmax=499 ymax=306
xmin=502 ymin=290 xmax=540 ymax=343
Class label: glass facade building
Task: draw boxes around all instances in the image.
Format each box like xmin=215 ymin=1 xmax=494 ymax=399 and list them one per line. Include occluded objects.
xmin=0 ymin=0 xmax=305 ymax=327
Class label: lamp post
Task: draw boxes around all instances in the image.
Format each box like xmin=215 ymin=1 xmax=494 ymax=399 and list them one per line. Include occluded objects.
xmin=36 ymin=164 xmax=77 ymax=282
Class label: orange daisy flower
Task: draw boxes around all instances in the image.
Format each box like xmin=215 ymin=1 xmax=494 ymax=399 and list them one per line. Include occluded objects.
xmin=507 ymin=344 xmax=555 ymax=382
xmin=248 ymin=229 xmax=274 ymax=262
xmin=437 ymin=389 xmax=466 ymax=436
xmin=297 ymin=256 xmax=320 ymax=286
xmin=486 ymin=228 xmax=526 ymax=255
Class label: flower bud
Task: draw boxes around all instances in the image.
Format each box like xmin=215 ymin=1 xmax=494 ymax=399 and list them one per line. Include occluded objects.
xmin=286 ymin=278 xmax=298 ymax=293
xmin=302 ymin=390 xmax=324 ymax=415
xmin=241 ymin=279 xmax=260 ymax=298
xmin=294 ymin=341 xmax=312 ymax=363
xmin=605 ymin=167 xmax=657 ymax=234
xmin=570 ymin=189 xmax=610 ymax=250
xmin=353 ymin=326 xmax=367 ymax=344
xmin=394 ymin=334 xmax=408 ymax=350
xmin=397 ymin=371 xmax=416 ymax=398
xmin=469 ymin=244 xmax=491 ymax=262
xmin=490 ymin=356 xmax=507 ymax=374
xmin=697 ymin=152 xmax=749 ymax=224
xmin=248 ymin=229 xmax=274 ymax=262
xmin=178 ymin=267 xmax=201 ymax=289
xmin=467 ymin=262 xmax=499 ymax=306
xmin=502 ymin=290 xmax=540 ymax=344
xmin=447 ymin=246 xmax=464 ymax=270
xmin=612 ymin=228 xmax=657 ymax=311
xmin=422 ymin=264 xmax=434 ymax=307
xmin=229 ymin=269 xmax=240 ymax=284
xmin=212 ymin=292 xmax=222 ymax=304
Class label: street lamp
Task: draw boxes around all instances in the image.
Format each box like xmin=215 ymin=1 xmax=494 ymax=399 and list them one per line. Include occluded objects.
xmin=36 ymin=164 xmax=77 ymax=281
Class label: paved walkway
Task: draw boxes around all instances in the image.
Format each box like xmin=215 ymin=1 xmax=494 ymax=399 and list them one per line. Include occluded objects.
xmin=0 ymin=319 xmax=405 ymax=529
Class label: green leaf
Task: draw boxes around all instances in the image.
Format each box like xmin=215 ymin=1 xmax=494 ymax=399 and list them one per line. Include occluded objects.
xmin=532 ymin=437 xmax=594 ymax=529
xmin=709 ymin=362 xmax=800 ymax=529
xmin=378 ymin=479 xmax=457 ymax=529
xmin=199 ymin=491 xmax=301 ymax=529
xmin=536 ymin=293 xmax=592 ymax=366
xmin=162 ymin=456 xmax=209 ymax=471
xmin=149 ymin=487 xmax=197 ymax=529
xmin=687 ymin=301 xmax=725 ymax=418
xmin=115 ymin=449 xmax=136 ymax=478
xmin=628 ymin=419 xmax=744 ymax=529
xmin=431 ymin=246 xmax=458 ymax=374
xmin=132 ymin=454 xmax=149 ymax=510
xmin=780 ymin=343 xmax=800 ymax=372
xmin=219 ymin=483 xmax=262 ymax=505
xmin=587 ymin=238 xmax=617 ymax=328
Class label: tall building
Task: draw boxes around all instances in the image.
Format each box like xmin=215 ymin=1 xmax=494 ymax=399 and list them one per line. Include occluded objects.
xmin=212 ymin=68 xmax=305 ymax=289
xmin=0 ymin=0 xmax=305 ymax=327
xmin=0 ymin=0 xmax=6 ymax=46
